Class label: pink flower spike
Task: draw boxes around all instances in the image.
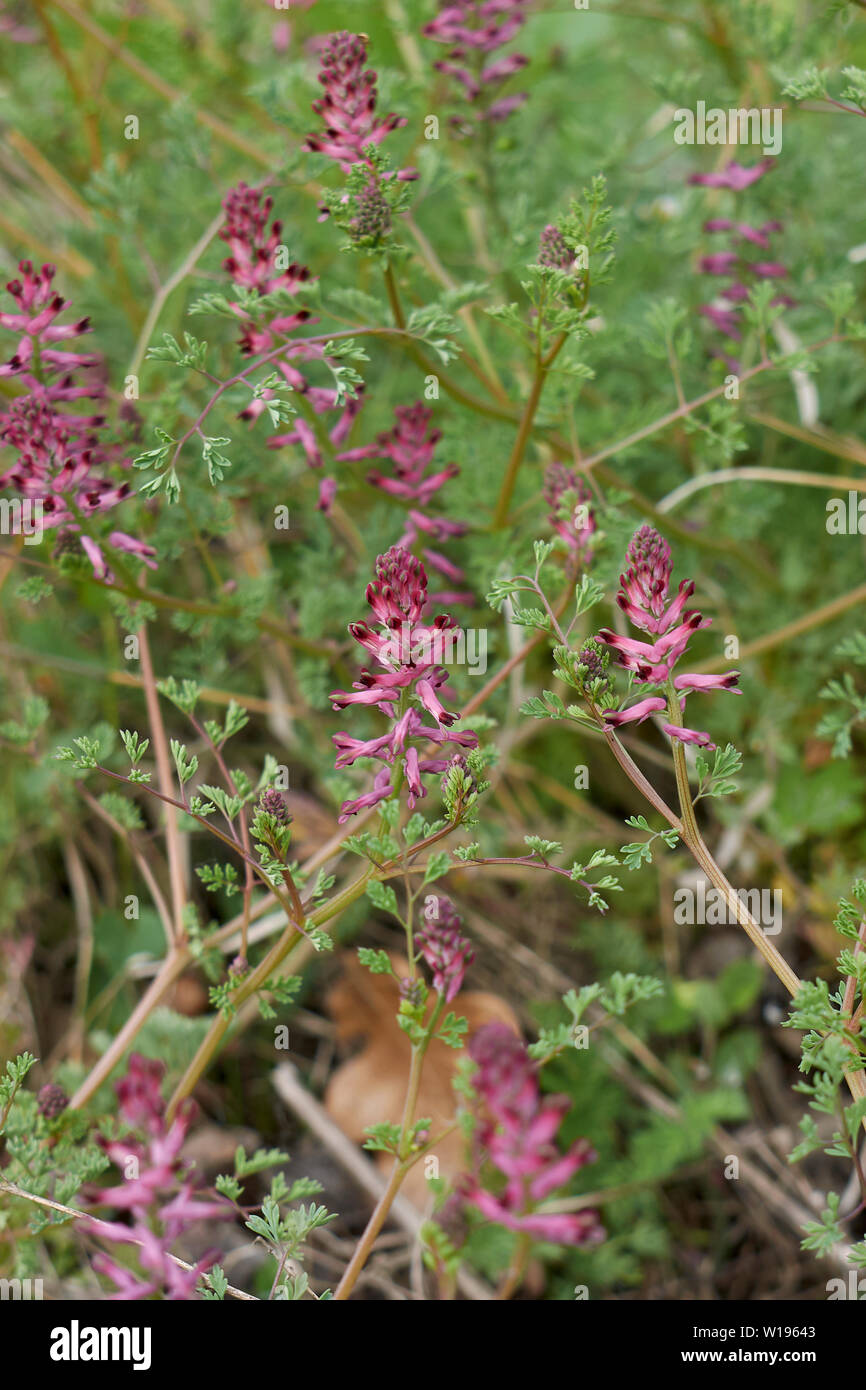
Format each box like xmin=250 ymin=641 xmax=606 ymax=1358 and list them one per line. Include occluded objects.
xmin=304 ymin=31 xmax=407 ymax=171
xmin=416 ymin=895 xmax=474 ymax=1001
xmin=332 ymin=548 xmax=477 ymax=817
xmin=458 ymin=1024 xmax=603 ymax=1249
xmin=86 ymin=1055 xmax=232 ymax=1300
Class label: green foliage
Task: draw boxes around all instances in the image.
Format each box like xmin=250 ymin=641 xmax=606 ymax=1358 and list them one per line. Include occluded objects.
xmin=694 ymin=744 xmax=742 ymax=800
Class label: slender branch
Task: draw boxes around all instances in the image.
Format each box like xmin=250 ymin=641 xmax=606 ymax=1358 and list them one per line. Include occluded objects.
xmin=662 ymin=682 xmax=801 ymax=995
xmin=658 ymin=466 xmax=866 ymax=513
xmin=67 ymin=948 xmax=188 ymax=1109
xmin=164 ymin=867 xmax=373 ymax=1121
xmin=333 ymin=997 xmax=445 ymax=1300
xmin=138 ymin=624 xmax=187 ymax=945
xmin=79 ymin=787 xmax=173 ymax=944
xmin=0 ymin=1179 xmax=257 ymax=1300
xmin=491 ymin=333 xmax=566 ymax=530
xmin=129 ymin=209 xmax=226 ymax=378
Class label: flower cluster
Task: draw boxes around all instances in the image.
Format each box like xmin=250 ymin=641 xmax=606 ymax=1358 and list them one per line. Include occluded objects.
xmin=219 ymin=183 xmax=312 ymax=305
xmin=416 ymin=894 xmax=474 ymax=1002
xmin=304 ymin=32 xmax=417 ymax=251
xmin=330 ymin=546 xmax=478 ymax=821
xmin=219 ymin=182 xmax=364 ymax=510
xmin=423 ymin=0 xmax=532 ymax=129
xmin=0 ymin=261 xmax=154 ymax=577
xmin=537 ymin=223 xmax=572 ymax=271
xmin=84 ymin=1054 xmax=231 ymax=1300
xmin=259 ymin=785 xmax=291 ymax=824
xmin=304 ymin=31 xmax=407 ymax=171
xmin=0 ymin=4 xmax=37 ymax=43
xmin=543 ymin=461 xmax=595 ymax=568
xmin=689 ymin=159 xmax=792 ymax=371
xmin=338 ymin=402 xmax=471 ymax=606
xmin=597 ymin=525 xmax=739 ymax=749
xmin=460 ymin=1023 xmax=603 ymax=1245
xmin=37 ymin=1082 xmax=69 ymax=1119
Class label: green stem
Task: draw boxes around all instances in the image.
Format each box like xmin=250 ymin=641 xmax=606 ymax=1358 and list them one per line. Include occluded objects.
xmin=663 ymin=680 xmax=800 ymax=996
xmin=332 ymin=1158 xmax=409 ymax=1301
xmin=165 ymin=867 xmax=373 ymax=1121
xmin=68 ymin=948 xmax=188 ymax=1110
xmin=333 ymin=994 xmax=446 ymax=1300
xmin=496 ymin=1231 xmax=533 ymax=1300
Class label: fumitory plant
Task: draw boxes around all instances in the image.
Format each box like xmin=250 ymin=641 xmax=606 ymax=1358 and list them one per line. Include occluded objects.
xmin=3 ymin=0 xmax=866 ymax=1308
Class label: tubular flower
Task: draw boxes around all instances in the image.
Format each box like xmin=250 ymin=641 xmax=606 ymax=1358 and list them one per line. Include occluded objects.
xmin=219 ymin=182 xmax=362 ymax=502
xmin=688 ymin=160 xmax=792 ymax=371
xmin=0 ymin=260 xmax=100 ymax=395
xmin=688 ymin=158 xmax=775 ymax=191
xmin=0 ymin=262 xmax=154 ymax=577
xmin=337 ymin=402 xmax=471 ymax=606
xmin=459 ymin=1024 xmax=604 ymax=1246
xmin=330 ymin=546 xmax=478 ymax=821
xmin=304 ymin=31 xmax=407 ymax=171
xmin=416 ymin=895 xmax=475 ymax=1002
xmin=83 ymin=1055 xmax=232 ymax=1300
xmin=422 ymin=0 xmax=532 ymax=129
xmin=543 ymin=461 xmax=595 ymax=567
xmin=597 ymin=526 xmax=740 ymax=750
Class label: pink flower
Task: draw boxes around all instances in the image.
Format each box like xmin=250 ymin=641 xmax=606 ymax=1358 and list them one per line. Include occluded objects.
xmin=0 ymin=261 xmax=99 ymax=393
xmin=689 ymin=165 xmax=790 ymax=367
xmin=602 ymin=695 xmax=667 ymax=727
xmin=219 ymin=182 xmax=366 ymax=474
xmin=416 ymin=895 xmax=475 ymax=1001
xmin=83 ymin=1055 xmax=232 ymax=1300
xmin=304 ymin=31 xmax=406 ymax=171
xmin=331 ymin=547 xmax=478 ymax=820
xmin=543 ymin=462 xmax=595 ymax=566
xmin=699 ymin=251 xmax=739 ymax=275
xmin=0 ymin=264 xmax=153 ymax=576
xmin=422 ymin=0 xmax=532 ymax=129
xmin=338 ymin=402 xmax=471 ymax=606
xmin=662 ymin=723 xmax=715 ymax=748
xmin=597 ymin=526 xmax=739 ymax=750
xmin=458 ymin=1024 xmax=603 ymax=1248
xmin=698 ymin=303 xmax=741 ymax=339
xmin=688 ymin=158 xmax=775 ymax=190
xmin=108 ymin=531 xmax=158 ymax=568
